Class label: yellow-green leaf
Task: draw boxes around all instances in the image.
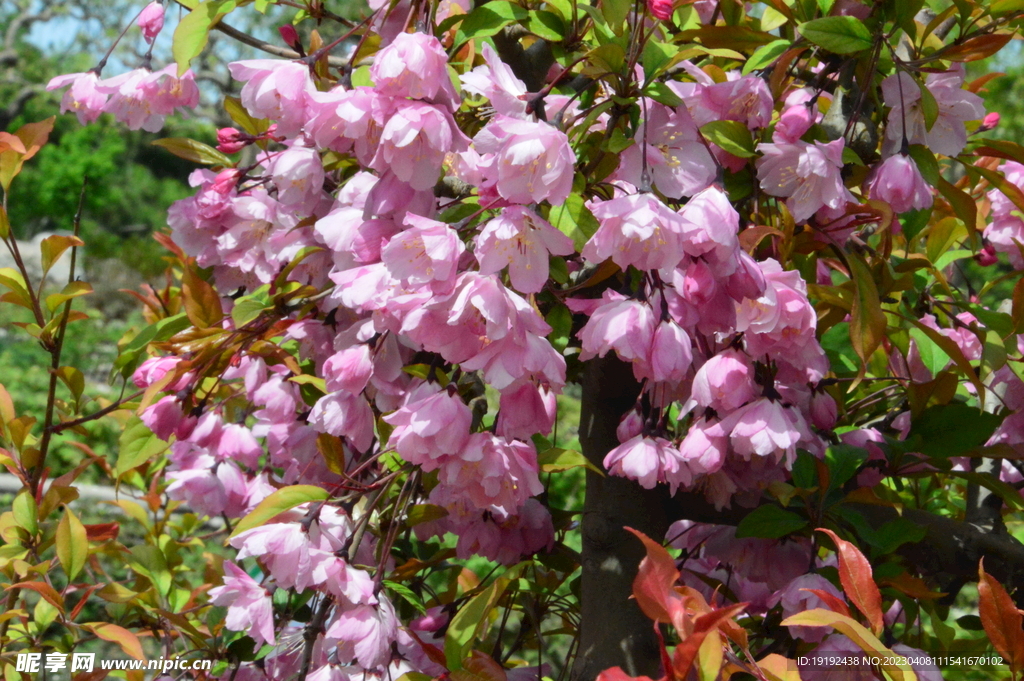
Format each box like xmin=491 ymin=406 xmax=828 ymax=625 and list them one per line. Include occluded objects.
xmin=40 ymin=235 xmax=84 ymax=276
xmin=847 ymin=252 xmax=887 ymax=366
xmin=230 ymin=485 xmax=330 ymax=537
xmin=152 ymin=137 xmax=234 ymax=167
xmin=56 ymin=507 xmax=88 ymax=581
xmin=781 ymin=610 xmax=917 ymax=681
xmin=173 ymin=0 xmax=237 ymax=76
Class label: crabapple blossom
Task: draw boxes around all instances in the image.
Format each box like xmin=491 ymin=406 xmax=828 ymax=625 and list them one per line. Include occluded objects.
xmin=473 ymin=115 xmax=575 ymax=204
xmin=46 ymin=72 xmax=108 ymax=124
xmin=136 ymin=1 xmax=165 ymax=42
xmin=868 ymin=153 xmax=933 ymax=213
xmin=475 ymin=206 xmax=574 ymax=293
xmin=881 ymin=67 xmax=985 ymax=157
xmin=756 ymin=138 xmax=853 ymax=222
xmin=209 ymin=562 xmax=276 ymax=647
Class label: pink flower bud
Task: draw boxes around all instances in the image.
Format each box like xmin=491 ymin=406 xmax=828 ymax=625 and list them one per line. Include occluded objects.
xmin=278 ymin=24 xmax=300 ymax=48
xmin=980 ymin=111 xmax=1001 ymax=131
xmin=649 ymin=0 xmax=675 ymax=20
xmin=216 ymin=127 xmax=246 ymax=154
xmin=137 ymin=2 xmax=165 ymax=43
xmin=977 ymin=244 xmax=999 ymax=266
xmin=810 ymin=390 xmax=837 ymax=430
xmin=211 ymin=169 xmax=241 ymax=195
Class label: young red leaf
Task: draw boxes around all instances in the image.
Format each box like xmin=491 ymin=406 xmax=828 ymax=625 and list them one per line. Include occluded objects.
xmin=625 ymin=526 xmax=681 ymax=624
xmin=800 ymin=588 xmax=852 ymax=618
xmin=817 ymin=528 xmax=884 ymax=635
xmin=978 ymin=559 xmax=1024 ymax=672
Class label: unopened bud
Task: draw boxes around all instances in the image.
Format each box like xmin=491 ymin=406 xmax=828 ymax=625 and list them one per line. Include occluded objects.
xmin=976 ymin=244 xmax=998 ymax=267
xmin=279 ymin=24 xmax=300 ymax=49
xmin=216 ymin=127 xmax=246 ymax=154
xmin=979 ymin=111 xmax=1001 ymax=132
xmin=211 ymin=169 xmax=241 ymax=194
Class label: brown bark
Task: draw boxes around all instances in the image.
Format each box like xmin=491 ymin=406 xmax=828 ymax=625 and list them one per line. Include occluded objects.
xmin=571 ymin=356 xmax=669 ymax=681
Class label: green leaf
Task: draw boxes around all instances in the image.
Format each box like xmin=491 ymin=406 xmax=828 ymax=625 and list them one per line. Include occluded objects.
xmin=937 ymin=177 xmax=977 ymax=241
xmin=524 ymin=10 xmax=566 ymax=41
xmin=745 ymin=39 xmax=790 ymax=74
xmin=918 ymin=81 xmax=938 ymax=132
xmin=549 ymin=193 xmax=599 ymax=252
xmin=546 ymin=303 xmax=572 ymax=353
xmin=644 ymin=82 xmax=683 ymax=107
xmin=12 ymin=490 xmax=37 ymax=536
xmin=908 ymin=326 xmax=950 ymax=377
xmin=799 ymin=16 xmax=874 ymax=54
xmin=127 ymin=545 xmax=172 ymax=597
xmin=56 ymin=508 xmax=88 ymax=582
xmin=847 ymin=251 xmax=887 ymax=366
xmin=700 ymin=120 xmax=756 ymax=158
xmin=735 ymin=504 xmax=808 ymax=539
xmin=117 ymin=417 xmax=170 ymax=477
xmin=152 ymin=138 xmax=234 ymax=167
xmin=405 ymin=504 xmax=448 ymax=527
xmin=445 ymin=565 xmax=521 ymax=669
xmin=173 ymin=0 xmax=236 ymax=76
xmin=454 ymin=2 xmax=528 ymax=46
xmin=231 ymin=485 xmax=330 ymax=537
xmin=45 ymin=280 xmax=92 ymax=313
xmin=232 ymin=286 xmax=271 ymax=326
xmin=111 ymin=313 xmax=191 ymax=380
xmin=931 ymin=248 xmax=972 ymax=272
xmin=537 ymin=447 xmax=603 ymax=475
xmin=907 ymin=145 xmax=939 ymax=186
xmin=601 ymin=0 xmax=630 ymax=34
xmin=383 ymin=580 xmax=427 ymax=614
xmin=908 ymin=403 xmax=1005 ymax=458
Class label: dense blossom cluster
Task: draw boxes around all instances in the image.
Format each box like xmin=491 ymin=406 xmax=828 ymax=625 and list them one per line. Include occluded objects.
xmin=43 ymin=1 xmax=1023 ymax=676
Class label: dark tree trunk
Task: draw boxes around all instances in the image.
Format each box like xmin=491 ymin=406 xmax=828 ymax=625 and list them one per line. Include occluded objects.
xmin=570 ymin=356 xmax=669 ymax=681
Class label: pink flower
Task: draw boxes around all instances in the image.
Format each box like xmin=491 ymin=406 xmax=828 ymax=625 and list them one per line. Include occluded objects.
xmin=308 ymin=391 xmax=375 ymax=453
xmin=701 ymin=76 xmax=774 ymax=129
xmin=382 ymin=384 xmax=472 ymax=471
xmin=132 ymin=356 xmax=189 ymax=390
xmin=692 ymin=348 xmax=757 ymax=412
xmin=678 ymin=418 xmax=729 ymax=475
xmin=227 ymin=59 xmax=314 ymax=137
xmin=583 ymin=193 xmax=687 ymax=270
xmin=647 ymin=320 xmax=693 ymax=384
xmin=868 ymin=153 xmax=932 ymax=213
xmin=473 ymin=115 xmax=575 ymax=204
xmin=371 ymin=32 xmax=459 ymax=109
xmin=460 ymin=42 xmax=528 ymax=118
xmin=774 ymin=103 xmax=815 ymax=143
xmin=136 ymin=2 xmax=165 ymax=42
xmin=46 ymin=72 xmax=108 ymax=125
xmin=96 ymin=67 xmax=199 ymax=132
xmin=603 ymin=435 xmax=691 ymax=493
xmin=370 ymin=100 xmax=467 ymax=190
xmin=677 ymin=186 xmax=741 ymax=261
xmin=439 ymin=433 xmax=543 ymax=513
xmin=986 ymin=161 xmax=1024 ymax=268
xmin=475 ymin=206 xmax=574 ymax=293
xmin=881 ymin=67 xmax=985 ymax=157
xmin=717 ymin=398 xmax=811 ymax=466
xmin=324 ymin=344 xmax=373 ymax=394
xmin=267 ymin=144 xmax=324 ymax=207
xmin=756 ymin=138 xmax=853 ymax=222
xmin=209 ymin=562 xmax=276 ymax=647
xmin=578 ymin=296 xmax=655 ymax=365
xmin=326 ymin=597 xmax=399 ymax=669
xmin=616 ymin=103 xmax=716 ymax=199
xmin=496 ymin=381 xmax=556 ymax=440
xmin=381 ymin=213 xmax=465 ymax=286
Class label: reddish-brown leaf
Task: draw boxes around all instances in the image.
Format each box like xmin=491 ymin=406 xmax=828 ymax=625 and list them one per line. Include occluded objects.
xmin=978 ymin=559 xmax=1024 ymax=672
xmin=944 ymin=33 xmax=1013 ymax=62
xmin=817 ymin=529 xmax=884 ymax=635
xmin=84 ymin=622 xmax=146 ymax=660
xmin=672 ymin=603 xmax=747 ymax=678
xmin=84 ymin=523 xmax=120 ymax=542
xmin=800 ymin=588 xmax=852 ymax=618
xmin=6 ymin=581 xmax=65 ymax=614
xmin=625 ymin=526 xmax=681 ymax=624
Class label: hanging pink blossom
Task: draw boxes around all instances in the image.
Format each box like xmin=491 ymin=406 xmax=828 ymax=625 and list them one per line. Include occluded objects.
xmin=756 ymin=138 xmax=853 ymax=222
xmin=867 ymin=153 xmax=933 ymax=213
xmin=136 ymin=2 xmax=165 ymax=42
xmin=475 ymin=206 xmax=574 ymax=293
xmin=473 ymin=115 xmax=575 ymax=204
xmin=209 ymin=562 xmax=276 ymax=647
